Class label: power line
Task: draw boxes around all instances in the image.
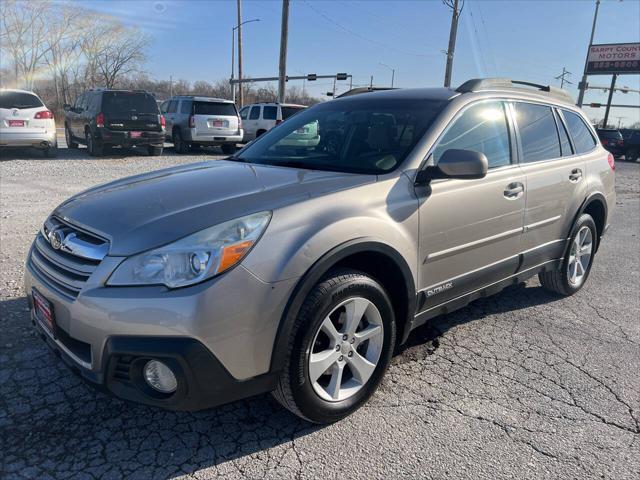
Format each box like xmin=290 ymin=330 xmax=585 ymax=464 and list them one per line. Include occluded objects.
xmin=301 ymin=0 xmax=438 ymax=58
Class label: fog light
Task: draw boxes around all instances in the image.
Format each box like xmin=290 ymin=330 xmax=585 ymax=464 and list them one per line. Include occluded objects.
xmin=143 ymin=360 xmax=177 ymax=393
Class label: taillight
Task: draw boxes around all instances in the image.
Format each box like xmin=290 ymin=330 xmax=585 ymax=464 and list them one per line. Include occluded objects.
xmin=159 ymin=114 xmax=166 ymax=129
xmin=607 ymin=153 xmax=615 ymax=171
xmin=189 ymin=114 xmax=195 ymax=128
xmin=34 ymin=110 xmax=54 ymax=119
xmin=275 ymin=119 xmax=282 ymax=125
xmin=95 ymin=112 xmax=105 ymax=128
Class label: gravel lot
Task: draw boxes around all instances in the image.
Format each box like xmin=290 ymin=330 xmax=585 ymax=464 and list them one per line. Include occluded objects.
xmin=1 ymin=143 xmax=638 ymax=479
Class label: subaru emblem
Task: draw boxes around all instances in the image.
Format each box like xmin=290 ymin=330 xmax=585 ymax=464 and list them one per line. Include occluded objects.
xmin=131 ymin=115 xmax=138 ymax=120
xmin=48 ymin=229 xmax=64 ymax=250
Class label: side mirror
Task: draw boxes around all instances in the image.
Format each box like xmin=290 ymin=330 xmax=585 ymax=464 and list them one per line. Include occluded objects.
xmin=63 ymin=104 xmax=71 ymax=112
xmin=415 ymin=149 xmax=488 ymax=184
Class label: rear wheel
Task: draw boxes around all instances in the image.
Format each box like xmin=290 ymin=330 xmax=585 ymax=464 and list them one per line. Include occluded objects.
xmin=147 ymin=145 xmax=163 ymax=156
xmin=86 ymin=129 xmax=102 ymax=157
xmin=539 ymin=213 xmax=597 ymax=296
xmin=44 ymin=141 xmax=58 ymax=158
xmin=272 ymin=269 xmax=396 ymax=423
xmin=256 ymin=129 xmax=266 ymax=138
xmin=221 ymin=144 xmax=237 ymax=155
xmin=65 ymin=125 xmax=78 ymax=148
xmin=173 ymin=129 xmax=189 ymax=154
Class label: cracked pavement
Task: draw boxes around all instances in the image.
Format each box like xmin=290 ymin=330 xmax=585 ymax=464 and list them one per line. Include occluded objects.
xmin=1 ymin=147 xmax=638 ymax=479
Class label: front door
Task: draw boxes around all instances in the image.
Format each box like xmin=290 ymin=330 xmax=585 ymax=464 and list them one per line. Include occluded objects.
xmin=417 ymin=100 xmax=526 ymax=311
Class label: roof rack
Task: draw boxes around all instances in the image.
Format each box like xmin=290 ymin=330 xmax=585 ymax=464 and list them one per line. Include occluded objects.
xmin=456 ymin=78 xmax=574 ymax=104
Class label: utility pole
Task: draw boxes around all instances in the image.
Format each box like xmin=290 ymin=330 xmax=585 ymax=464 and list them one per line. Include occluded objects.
xmin=615 ymin=116 xmax=624 ymax=128
xmin=379 ymin=62 xmax=395 ymax=88
xmin=236 ymin=0 xmax=244 ymax=107
xmin=278 ymin=0 xmax=290 ymax=103
xmin=602 ymin=74 xmax=618 ymax=128
xmin=169 ymin=75 xmax=173 ymax=97
xmin=370 ymin=76 xmax=373 ymax=88
xmin=231 ymin=18 xmax=259 ymax=104
xmin=443 ymin=0 xmax=462 ymax=88
xmin=577 ymin=0 xmax=601 ymax=107
xmin=555 ymin=67 xmax=573 ymax=89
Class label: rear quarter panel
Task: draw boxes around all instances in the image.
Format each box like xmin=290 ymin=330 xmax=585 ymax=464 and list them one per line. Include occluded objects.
xmin=585 ymin=146 xmax=616 ymax=227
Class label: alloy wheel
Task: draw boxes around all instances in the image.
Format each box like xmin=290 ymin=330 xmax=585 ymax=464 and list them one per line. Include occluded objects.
xmin=308 ymin=297 xmax=384 ymax=402
xmin=567 ymin=225 xmax=593 ymax=286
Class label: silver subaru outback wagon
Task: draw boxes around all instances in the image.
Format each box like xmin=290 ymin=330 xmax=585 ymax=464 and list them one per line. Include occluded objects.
xmin=25 ymin=78 xmax=615 ymax=423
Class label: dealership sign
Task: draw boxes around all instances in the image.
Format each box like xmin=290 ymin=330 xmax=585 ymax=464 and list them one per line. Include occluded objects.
xmin=586 ymin=43 xmax=640 ymax=75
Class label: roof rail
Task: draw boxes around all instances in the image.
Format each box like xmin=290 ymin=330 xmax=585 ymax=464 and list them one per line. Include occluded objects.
xmin=456 ymin=78 xmax=574 ymax=104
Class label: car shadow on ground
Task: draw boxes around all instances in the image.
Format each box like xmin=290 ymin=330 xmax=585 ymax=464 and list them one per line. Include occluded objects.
xmin=0 ymin=281 xmax=561 ymax=477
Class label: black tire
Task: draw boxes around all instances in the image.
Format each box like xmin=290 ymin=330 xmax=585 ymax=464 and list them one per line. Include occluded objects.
xmin=173 ymin=129 xmax=189 ymax=154
xmin=86 ymin=129 xmax=102 ymax=157
xmin=44 ymin=141 xmax=58 ymax=158
xmin=147 ymin=145 xmax=163 ymax=156
xmin=272 ymin=269 xmax=396 ymax=424
xmin=539 ymin=213 xmax=597 ymax=296
xmin=256 ymin=129 xmax=266 ymax=138
xmin=65 ymin=125 xmax=78 ymax=148
xmin=221 ymin=144 xmax=237 ymax=155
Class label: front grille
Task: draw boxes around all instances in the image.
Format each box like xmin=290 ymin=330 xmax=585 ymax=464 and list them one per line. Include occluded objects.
xmin=28 ymin=218 xmax=107 ymax=299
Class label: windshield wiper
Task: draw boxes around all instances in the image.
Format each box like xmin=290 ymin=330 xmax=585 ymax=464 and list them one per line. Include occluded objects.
xmin=226 ymin=155 xmax=248 ymax=162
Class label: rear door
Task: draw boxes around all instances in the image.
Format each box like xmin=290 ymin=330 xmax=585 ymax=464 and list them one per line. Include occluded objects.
xmin=512 ymin=101 xmax=588 ymax=269
xmin=0 ymin=91 xmax=47 ymax=139
xmin=192 ymin=101 xmax=239 ymax=137
xmin=418 ymin=100 xmax=526 ymax=310
xmin=71 ymin=93 xmax=87 ymax=138
xmin=101 ymin=92 xmax=161 ymax=132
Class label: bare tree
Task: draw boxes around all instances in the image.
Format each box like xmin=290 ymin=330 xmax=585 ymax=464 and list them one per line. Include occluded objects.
xmin=95 ymin=26 xmax=150 ymax=88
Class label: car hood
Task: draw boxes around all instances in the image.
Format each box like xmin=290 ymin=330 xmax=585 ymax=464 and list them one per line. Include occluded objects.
xmin=53 ymin=160 xmax=373 ymax=256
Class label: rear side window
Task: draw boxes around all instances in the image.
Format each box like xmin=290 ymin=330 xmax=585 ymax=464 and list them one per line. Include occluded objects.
xmin=563 ymin=110 xmax=597 ymax=154
xmin=193 ymin=102 xmax=237 ymax=116
xmin=263 ymin=106 xmax=277 ymax=120
xmin=0 ymin=91 xmax=43 ymax=109
xmin=282 ymin=106 xmax=304 ymax=119
xmin=102 ymin=92 xmax=158 ymax=114
xmin=180 ymin=101 xmax=192 ymax=114
xmin=249 ymin=106 xmax=261 ymax=120
xmin=514 ymin=103 xmax=561 ymax=162
xmin=432 ymin=101 xmax=511 ymax=169
xmin=554 ymin=110 xmax=573 ymax=156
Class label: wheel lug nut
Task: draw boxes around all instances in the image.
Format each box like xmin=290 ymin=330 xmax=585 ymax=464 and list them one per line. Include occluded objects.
xmin=342 ymin=334 xmax=348 ymax=341
xmin=339 ymin=355 xmax=344 ymax=361
xmin=348 ymin=351 xmax=353 ymax=357
xmin=350 ymin=338 xmax=355 ymax=344
xmin=335 ymin=345 xmax=340 ymax=351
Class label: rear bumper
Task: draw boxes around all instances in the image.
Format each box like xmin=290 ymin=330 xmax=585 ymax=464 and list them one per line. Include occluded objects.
xmin=96 ymin=129 xmax=165 ymax=147
xmin=0 ymin=130 xmax=57 ymax=147
xmin=186 ymin=129 xmax=243 ymax=145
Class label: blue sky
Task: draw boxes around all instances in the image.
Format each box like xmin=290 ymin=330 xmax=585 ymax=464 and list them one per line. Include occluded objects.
xmin=83 ymin=0 xmax=639 ymax=126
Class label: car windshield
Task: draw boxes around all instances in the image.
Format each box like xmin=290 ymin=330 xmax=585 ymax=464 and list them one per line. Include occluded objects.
xmin=0 ymin=91 xmax=43 ymax=109
xmin=102 ymin=92 xmax=158 ymax=114
xmin=236 ymin=97 xmax=447 ymax=174
xmin=193 ymin=101 xmax=237 ymax=116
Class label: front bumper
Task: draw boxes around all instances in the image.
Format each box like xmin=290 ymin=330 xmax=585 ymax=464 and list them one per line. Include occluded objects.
xmin=0 ymin=129 xmax=57 ymax=148
xmin=96 ymin=129 xmax=165 ymax=148
xmin=25 ymin=249 xmax=298 ymax=411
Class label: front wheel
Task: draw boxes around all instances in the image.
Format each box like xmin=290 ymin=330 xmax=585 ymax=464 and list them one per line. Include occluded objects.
xmin=539 ymin=213 xmax=597 ymax=296
xmin=65 ymin=126 xmax=78 ymax=148
xmin=272 ymin=269 xmax=396 ymax=423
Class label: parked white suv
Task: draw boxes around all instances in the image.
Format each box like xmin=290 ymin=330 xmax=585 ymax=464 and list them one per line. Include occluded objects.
xmin=240 ymin=103 xmax=306 ymax=142
xmin=0 ymin=89 xmax=58 ymax=157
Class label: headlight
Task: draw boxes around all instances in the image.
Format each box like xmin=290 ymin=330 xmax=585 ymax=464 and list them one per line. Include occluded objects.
xmin=107 ymin=211 xmax=271 ymax=288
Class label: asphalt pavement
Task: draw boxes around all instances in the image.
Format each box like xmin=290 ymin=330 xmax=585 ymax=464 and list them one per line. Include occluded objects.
xmin=1 ymin=145 xmax=638 ymax=479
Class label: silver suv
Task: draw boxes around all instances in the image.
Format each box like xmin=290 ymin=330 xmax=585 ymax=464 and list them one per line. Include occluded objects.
xmin=25 ymin=79 xmax=615 ymax=423
xmin=239 ymin=102 xmax=306 ymax=142
xmin=160 ymin=96 xmax=242 ymax=154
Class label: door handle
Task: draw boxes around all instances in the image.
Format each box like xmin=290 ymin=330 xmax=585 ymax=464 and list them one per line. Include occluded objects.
xmin=504 ymin=182 xmax=524 ymax=199
xmin=569 ymin=168 xmax=583 ymax=182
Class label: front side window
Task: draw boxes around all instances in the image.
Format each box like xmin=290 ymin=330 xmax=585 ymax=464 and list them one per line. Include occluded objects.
xmin=263 ymin=106 xmax=277 ymax=120
xmin=432 ymin=101 xmax=511 ymax=169
xmin=514 ymin=103 xmax=561 ymax=162
xmin=167 ymin=100 xmax=177 ymax=113
xmin=236 ymin=97 xmax=447 ymax=174
xmin=239 ymin=106 xmax=249 ymax=120
xmin=159 ymin=101 xmax=168 ymax=113
xmin=562 ymin=110 xmax=597 ymax=154
xmin=249 ymin=106 xmax=261 ymax=120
